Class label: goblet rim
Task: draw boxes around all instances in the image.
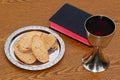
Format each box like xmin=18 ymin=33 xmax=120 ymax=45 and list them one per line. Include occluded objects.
xmin=84 ymin=15 xmax=116 ymax=38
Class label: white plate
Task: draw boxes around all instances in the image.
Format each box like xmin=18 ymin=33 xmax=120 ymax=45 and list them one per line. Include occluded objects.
xmin=4 ymin=26 xmax=65 ymax=70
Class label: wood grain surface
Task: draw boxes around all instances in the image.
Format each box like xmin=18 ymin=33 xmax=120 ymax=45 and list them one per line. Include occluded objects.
xmin=0 ymin=0 xmax=120 ymax=80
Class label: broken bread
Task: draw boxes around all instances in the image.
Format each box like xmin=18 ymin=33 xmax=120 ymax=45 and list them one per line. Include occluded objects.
xmin=41 ymin=33 xmax=57 ymax=50
xmin=18 ymin=31 xmax=42 ymax=53
xmin=32 ymin=35 xmax=49 ymax=63
xmin=51 ymin=40 xmax=59 ymax=50
xmin=14 ymin=41 xmax=36 ymax=64
xmin=14 ymin=31 xmax=59 ymax=64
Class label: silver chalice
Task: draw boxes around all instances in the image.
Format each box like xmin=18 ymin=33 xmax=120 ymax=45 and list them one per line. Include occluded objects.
xmin=82 ymin=15 xmax=115 ymax=72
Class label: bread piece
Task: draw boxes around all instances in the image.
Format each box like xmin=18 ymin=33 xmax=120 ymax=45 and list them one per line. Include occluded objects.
xmin=41 ymin=33 xmax=57 ymax=50
xmin=32 ymin=35 xmax=49 ymax=63
xmin=14 ymin=41 xmax=36 ymax=64
xmin=51 ymin=41 xmax=59 ymax=50
xmin=18 ymin=31 xmax=42 ymax=52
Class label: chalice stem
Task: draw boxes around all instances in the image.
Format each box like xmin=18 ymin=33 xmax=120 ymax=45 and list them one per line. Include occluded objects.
xmin=82 ymin=47 xmax=110 ymax=72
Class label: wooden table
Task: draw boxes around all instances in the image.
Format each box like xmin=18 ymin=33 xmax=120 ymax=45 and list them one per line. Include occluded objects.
xmin=0 ymin=0 xmax=120 ymax=80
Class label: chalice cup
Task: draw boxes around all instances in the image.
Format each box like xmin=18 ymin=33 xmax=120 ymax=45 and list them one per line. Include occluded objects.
xmin=82 ymin=15 xmax=115 ymax=72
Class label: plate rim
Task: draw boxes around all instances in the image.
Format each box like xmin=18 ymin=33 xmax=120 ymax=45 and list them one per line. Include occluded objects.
xmin=4 ymin=25 xmax=65 ymax=70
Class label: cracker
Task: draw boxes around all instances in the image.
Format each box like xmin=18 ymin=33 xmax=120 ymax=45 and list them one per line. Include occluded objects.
xmin=18 ymin=31 xmax=42 ymax=52
xmin=14 ymin=41 xmax=36 ymax=64
xmin=32 ymin=35 xmax=49 ymax=63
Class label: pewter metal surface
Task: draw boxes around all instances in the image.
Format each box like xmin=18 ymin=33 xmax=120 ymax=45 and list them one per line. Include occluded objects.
xmin=4 ymin=26 xmax=65 ymax=70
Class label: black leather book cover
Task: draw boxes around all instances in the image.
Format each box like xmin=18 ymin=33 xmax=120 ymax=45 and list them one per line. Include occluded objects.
xmin=49 ymin=3 xmax=92 ymax=46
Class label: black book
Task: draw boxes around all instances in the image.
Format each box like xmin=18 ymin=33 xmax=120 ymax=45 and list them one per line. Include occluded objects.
xmin=49 ymin=3 xmax=92 ymax=46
